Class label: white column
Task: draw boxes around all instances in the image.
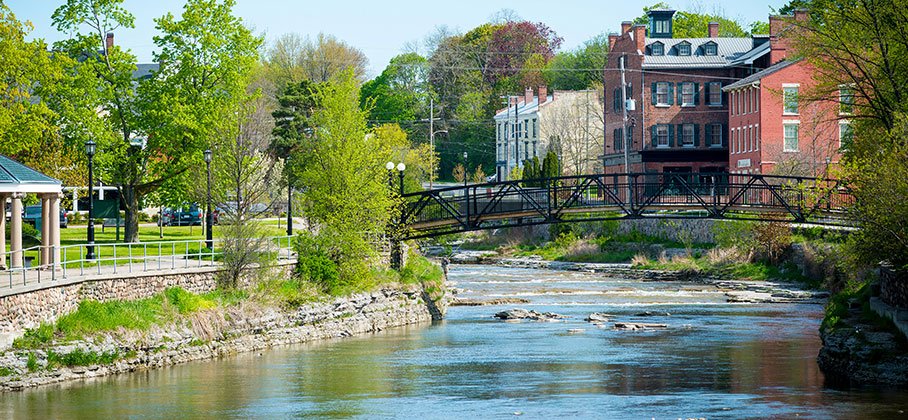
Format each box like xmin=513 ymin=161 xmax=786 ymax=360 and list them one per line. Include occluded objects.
xmin=0 ymin=194 xmax=6 ymax=269
xmin=51 ymin=193 xmax=61 ymax=269
xmin=41 ymin=195 xmax=50 ymax=266
xmin=10 ymin=193 xmax=23 ymax=268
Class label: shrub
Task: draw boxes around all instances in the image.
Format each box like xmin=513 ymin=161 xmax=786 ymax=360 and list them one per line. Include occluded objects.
xmin=752 ymin=221 xmax=792 ymax=263
xmin=165 ymin=287 xmax=216 ymax=314
xmin=47 ymin=349 xmax=119 ymax=367
xmin=400 ymin=255 xmax=443 ymax=285
xmin=294 ymin=232 xmax=342 ymax=293
xmin=13 ymin=323 xmax=55 ymax=349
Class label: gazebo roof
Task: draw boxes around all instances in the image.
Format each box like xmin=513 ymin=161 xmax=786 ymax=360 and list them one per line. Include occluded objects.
xmin=0 ymin=154 xmax=62 ymax=194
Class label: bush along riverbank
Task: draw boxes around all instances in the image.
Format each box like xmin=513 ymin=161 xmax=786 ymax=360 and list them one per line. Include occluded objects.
xmin=0 ymin=255 xmax=447 ymax=392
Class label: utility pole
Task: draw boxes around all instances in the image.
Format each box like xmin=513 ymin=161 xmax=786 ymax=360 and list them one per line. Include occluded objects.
xmin=620 ymin=55 xmax=630 ymax=174
xmin=513 ymin=96 xmax=519 ymax=176
xmin=619 ymin=54 xmax=633 ymax=208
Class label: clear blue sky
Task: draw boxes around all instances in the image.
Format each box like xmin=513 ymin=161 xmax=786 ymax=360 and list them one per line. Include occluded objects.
xmin=9 ymin=0 xmax=788 ymax=77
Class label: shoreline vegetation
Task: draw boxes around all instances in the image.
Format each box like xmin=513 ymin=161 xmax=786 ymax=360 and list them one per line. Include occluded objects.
xmin=0 ymin=253 xmax=446 ymax=392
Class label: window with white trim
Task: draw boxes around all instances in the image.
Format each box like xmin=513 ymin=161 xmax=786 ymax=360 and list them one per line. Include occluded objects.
xmin=709 ymin=123 xmax=722 ymax=147
xmin=678 ymin=42 xmax=691 ymax=56
xmin=703 ymin=42 xmax=717 ymax=55
xmin=840 ymin=86 xmax=854 ymax=115
xmin=707 ymin=82 xmax=722 ymax=106
xmin=783 ymin=85 xmax=799 ymax=114
xmin=656 ymin=82 xmax=670 ymax=105
xmin=656 ymin=125 xmax=669 ymax=147
xmin=680 ymin=82 xmax=695 ymax=106
xmin=652 ymin=42 xmax=664 ymax=56
xmin=755 ymin=124 xmax=760 ymax=151
xmin=839 ymin=121 xmax=853 ymax=148
xmin=681 ymin=124 xmax=695 ymax=147
xmin=783 ymin=123 xmax=799 ymax=152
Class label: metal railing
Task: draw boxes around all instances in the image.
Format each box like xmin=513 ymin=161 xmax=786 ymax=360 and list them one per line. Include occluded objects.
xmin=400 ymin=172 xmax=855 ymax=238
xmin=1 ymin=235 xmax=296 ymax=290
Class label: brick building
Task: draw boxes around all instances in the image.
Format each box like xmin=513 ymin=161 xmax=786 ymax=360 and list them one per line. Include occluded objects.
xmin=602 ymin=9 xmax=774 ymax=181
xmin=724 ymin=12 xmax=847 ymax=176
xmin=494 ymin=87 xmax=603 ymax=180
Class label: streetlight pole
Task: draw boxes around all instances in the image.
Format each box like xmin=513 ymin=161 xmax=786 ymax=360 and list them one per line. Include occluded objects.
xmin=386 ymin=161 xmax=395 ymax=193
xmin=85 ymin=140 xmax=96 ymax=260
xmin=286 ymin=153 xmax=293 ymax=236
xmin=204 ymin=149 xmax=213 ymax=249
xmin=397 ymin=162 xmax=406 ymax=197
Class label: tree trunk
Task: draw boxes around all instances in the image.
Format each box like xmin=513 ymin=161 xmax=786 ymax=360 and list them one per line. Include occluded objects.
xmin=122 ymin=185 xmax=140 ymax=243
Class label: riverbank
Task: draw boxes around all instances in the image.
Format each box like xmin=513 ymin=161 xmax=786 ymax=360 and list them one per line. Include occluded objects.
xmin=0 ymin=282 xmax=447 ymax=392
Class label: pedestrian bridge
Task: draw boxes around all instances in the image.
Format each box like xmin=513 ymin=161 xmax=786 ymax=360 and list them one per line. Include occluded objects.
xmin=400 ymin=172 xmax=854 ymax=239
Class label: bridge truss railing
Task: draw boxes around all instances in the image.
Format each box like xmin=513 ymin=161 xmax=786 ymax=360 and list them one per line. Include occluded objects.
xmin=400 ymin=172 xmax=853 ymax=238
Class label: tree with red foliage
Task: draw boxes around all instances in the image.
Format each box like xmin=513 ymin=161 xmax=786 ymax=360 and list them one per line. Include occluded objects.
xmin=486 ymin=21 xmax=563 ymax=86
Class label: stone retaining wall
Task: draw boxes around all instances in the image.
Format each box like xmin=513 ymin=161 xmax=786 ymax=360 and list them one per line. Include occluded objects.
xmin=0 ymin=285 xmax=445 ymax=392
xmin=880 ymin=265 xmax=908 ymax=309
xmin=0 ymin=263 xmax=294 ymax=336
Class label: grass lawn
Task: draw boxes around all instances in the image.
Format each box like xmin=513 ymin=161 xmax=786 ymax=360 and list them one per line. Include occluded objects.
xmin=17 ymin=222 xmax=288 ymax=270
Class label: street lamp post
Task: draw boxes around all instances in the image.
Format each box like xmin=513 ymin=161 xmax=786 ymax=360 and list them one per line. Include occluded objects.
xmin=204 ymin=149 xmax=213 ymax=250
xmin=286 ymin=154 xmax=293 ymax=236
xmin=397 ymin=162 xmax=406 ymax=197
xmin=462 ymin=151 xmax=468 ymax=188
xmin=386 ymin=161 xmax=395 ymax=193
xmin=85 ymin=140 xmax=96 ymax=260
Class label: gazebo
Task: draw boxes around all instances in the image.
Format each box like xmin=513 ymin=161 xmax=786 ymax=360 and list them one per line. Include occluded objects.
xmin=0 ymin=155 xmax=63 ymax=270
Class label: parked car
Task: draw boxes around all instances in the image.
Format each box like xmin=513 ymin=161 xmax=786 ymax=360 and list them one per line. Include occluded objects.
xmin=158 ymin=204 xmax=202 ymax=226
xmin=22 ymin=205 xmax=67 ymax=229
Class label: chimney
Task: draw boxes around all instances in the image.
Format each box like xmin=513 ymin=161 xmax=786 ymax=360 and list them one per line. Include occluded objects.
xmin=793 ymin=9 xmax=808 ymax=22
xmin=621 ymin=21 xmax=632 ymax=34
xmin=768 ymin=14 xmax=801 ymax=64
xmin=633 ymin=25 xmax=647 ymax=54
xmin=608 ymin=33 xmax=618 ymax=50
xmin=708 ymin=22 xmax=719 ymax=38
xmin=538 ymin=86 xmax=548 ymax=105
xmin=105 ymin=32 xmax=114 ymax=52
xmin=525 ymin=87 xmax=534 ymax=105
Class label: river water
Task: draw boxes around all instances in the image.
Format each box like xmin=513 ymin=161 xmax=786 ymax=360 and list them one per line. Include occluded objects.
xmin=3 ymin=264 xmax=908 ymax=419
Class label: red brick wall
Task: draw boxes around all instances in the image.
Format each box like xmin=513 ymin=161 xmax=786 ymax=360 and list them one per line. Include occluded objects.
xmin=753 ymin=61 xmax=842 ymax=176
xmin=602 ymin=25 xmax=730 ymax=175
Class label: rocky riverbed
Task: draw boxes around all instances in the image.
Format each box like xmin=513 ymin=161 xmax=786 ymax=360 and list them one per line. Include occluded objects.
xmin=0 ymin=285 xmax=447 ymax=392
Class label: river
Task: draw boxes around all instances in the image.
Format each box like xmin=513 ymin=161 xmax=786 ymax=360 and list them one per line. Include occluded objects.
xmin=2 ymin=264 xmax=907 ymax=419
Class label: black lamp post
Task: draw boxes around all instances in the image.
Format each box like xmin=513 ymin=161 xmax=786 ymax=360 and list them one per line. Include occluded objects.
xmin=462 ymin=151 xmax=468 ymax=188
xmin=85 ymin=140 xmax=96 ymax=260
xmin=385 ymin=161 xmax=395 ymax=193
xmin=203 ymin=149 xmax=213 ymax=249
xmin=286 ymin=154 xmax=293 ymax=236
xmin=397 ymin=162 xmax=406 ymax=197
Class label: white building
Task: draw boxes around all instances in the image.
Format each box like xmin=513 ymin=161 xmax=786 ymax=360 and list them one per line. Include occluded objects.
xmin=494 ymin=86 xmax=604 ymax=180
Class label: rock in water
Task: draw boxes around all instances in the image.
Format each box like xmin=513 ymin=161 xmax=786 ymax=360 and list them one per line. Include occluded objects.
xmin=494 ymin=308 xmax=565 ymax=321
xmin=585 ymin=312 xmax=611 ymax=323
xmin=614 ymin=322 xmax=668 ymax=330
xmin=634 ymin=311 xmax=670 ymax=317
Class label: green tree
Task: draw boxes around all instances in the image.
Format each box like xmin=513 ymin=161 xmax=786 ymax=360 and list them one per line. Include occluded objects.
xmin=360 ymin=53 xmax=431 ymax=126
xmin=264 ymin=32 xmax=369 ymax=89
xmin=293 ymin=70 xmax=396 ymax=288
xmin=541 ymin=150 xmax=561 ymax=179
xmin=51 ymin=0 xmax=261 ymax=242
xmin=0 ymin=4 xmax=83 ymax=184
xmin=545 ymin=34 xmax=609 ymax=90
xmin=271 ymin=79 xmax=323 ymax=185
xmin=792 ymin=0 xmax=908 ymax=267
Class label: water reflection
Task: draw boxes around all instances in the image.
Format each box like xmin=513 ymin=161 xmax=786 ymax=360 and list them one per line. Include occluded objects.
xmin=3 ymin=265 xmax=908 ymax=418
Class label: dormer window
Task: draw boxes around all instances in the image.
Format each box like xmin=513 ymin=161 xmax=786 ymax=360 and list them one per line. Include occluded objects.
xmin=651 ymin=42 xmax=664 ymax=56
xmin=677 ymin=42 xmax=691 ymax=56
xmin=703 ymin=42 xmax=718 ymax=56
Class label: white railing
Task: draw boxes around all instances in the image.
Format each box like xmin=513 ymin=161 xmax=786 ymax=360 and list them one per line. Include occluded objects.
xmin=1 ymin=235 xmax=296 ymax=290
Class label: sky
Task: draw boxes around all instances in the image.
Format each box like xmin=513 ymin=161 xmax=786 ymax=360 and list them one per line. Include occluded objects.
xmin=9 ymin=0 xmax=789 ymax=78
